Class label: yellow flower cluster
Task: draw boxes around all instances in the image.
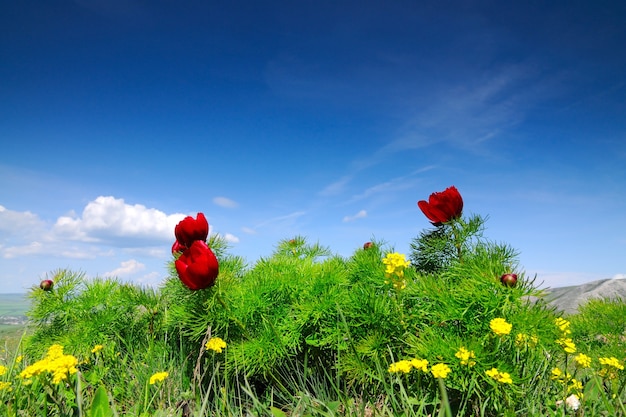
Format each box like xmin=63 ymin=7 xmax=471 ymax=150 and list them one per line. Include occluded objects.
xmin=598 ymin=356 xmax=624 ymax=370
xmin=206 ymin=337 xmax=227 ymax=353
xmin=551 ymin=367 xmax=584 ymax=394
xmin=430 ymin=363 xmax=451 ymax=379
xmin=382 ymin=252 xmax=410 ymax=290
xmin=490 ymin=318 xmax=512 ymax=336
xmin=0 ymin=365 xmax=7 ymax=376
xmin=597 ymin=356 xmax=624 ymax=380
xmin=19 ymin=344 xmax=78 ymax=385
xmin=388 ymin=358 xmax=429 ymax=374
xmin=515 ymin=333 xmax=538 ymax=348
xmin=556 ymin=337 xmax=576 ymax=354
xmin=485 ymin=367 xmax=513 ymax=384
xmin=0 ymin=381 xmax=11 ymax=391
xmin=455 ymin=347 xmax=476 ymax=366
xmin=574 ymin=353 xmax=591 ymax=368
xmin=555 ymin=317 xmax=571 ymax=334
xmin=91 ymin=345 xmax=104 ymax=354
xmin=149 ymin=371 xmax=169 ymax=385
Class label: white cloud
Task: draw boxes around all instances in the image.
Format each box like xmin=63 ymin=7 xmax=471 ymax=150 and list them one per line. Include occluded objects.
xmin=0 ymin=205 xmax=46 ymax=240
xmin=2 ymin=242 xmax=43 ymax=259
xmin=241 ymin=227 xmax=257 ymax=235
xmin=103 ymin=259 xmax=145 ymax=278
xmin=213 ymin=196 xmax=239 ymax=208
xmin=611 ymin=273 xmax=626 ymax=280
xmin=222 ymin=233 xmax=240 ymax=243
xmin=53 ymin=196 xmax=186 ymax=246
xmin=343 ymin=210 xmax=367 ymax=222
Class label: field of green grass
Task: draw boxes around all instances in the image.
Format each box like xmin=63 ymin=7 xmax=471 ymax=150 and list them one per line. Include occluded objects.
xmin=1 ymin=218 xmax=624 ymax=416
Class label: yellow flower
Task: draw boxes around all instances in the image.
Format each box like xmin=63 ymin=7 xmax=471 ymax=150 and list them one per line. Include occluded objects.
xmin=91 ymin=345 xmax=104 ymax=354
xmin=0 ymin=381 xmax=12 ymax=391
xmin=455 ymin=347 xmax=476 ymax=366
xmin=555 ymin=317 xmax=571 ymax=334
xmin=382 ymin=253 xmax=410 ymax=279
xmin=205 ymin=337 xmax=227 ymax=353
xmin=485 ymin=367 xmax=513 ymax=384
xmin=430 ymin=363 xmax=451 ymax=379
xmin=388 ymin=360 xmax=413 ymax=374
xmin=0 ymin=365 xmax=7 ymax=376
xmin=515 ymin=333 xmax=538 ymax=348
xmin=149 ymin=371 xmax=169 ymax=385
xmin=574 ymin=353 xmax=591 ymax=368
xmin=16 ymin=355 xmax=23 ymax=364
xmin=599 ymin=357 xmax=624 ymax=370
xmin=551 ymin=367 xmax=563 ymax=380
xmin=410 ymin=358 xmax=429 ymax=372
xmin=568 ymin=378 xmax=583 ymax=393
xmin=490 ymin=318 xmax=512 ymax=336
xmin=556 ymin=337 xmax=576 ymax=354
xmin=19 ymin=344 xmax=78 ymax=384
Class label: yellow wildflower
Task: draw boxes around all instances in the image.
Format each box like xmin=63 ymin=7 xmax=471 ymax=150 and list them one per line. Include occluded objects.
xmin=555 ymin=317 xmax=571 ymax=334
xmin=490 ymin=318 xmax=512 ymax=336
xmin=485 ymin=368 xmax=513 ymax=384
xmin=388 ymin=360 xmax=413 ymax=374
xmin=91 ymin=345 xmax=104 ymax=354
xmin=149 ymin=371 xmax=169 ymax=385
xmin=0 ymin=365 xmax=7 ymax=376
xmin=515 ymin=333 xmax=538 ymax=348
xmin=16 ymin=355 xmax=23 ymax=364
xmin=430 ymin=363 xmax=451 ymax=379
xmin=556 ymin=337 xmax=576 ymax=354
xmin=569 ymin=378 xmax=583 ymax=393
xmin=455 ymin=347 xmax=476 ymax=366
xmin=551 ymin=367 xmax=563 ymax=380
xmin=205 ymin=337 xmax=227 ymax=353
xmin=599 ymin=357 xmax=624 ymax=370
xmin=0 ymin=381 xmax=12 ymax=391
xmin=19 ymin=344 xmax=78 ymax=384
xmin=574 ymin=353 xmax=591 ymax=368
xmin=410 ymin=358 xmax=429 ymax=372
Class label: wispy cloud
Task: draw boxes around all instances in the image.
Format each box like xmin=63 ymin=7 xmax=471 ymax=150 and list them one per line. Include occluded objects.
xmin=213 ymin=196 xmax=239 ymax=208
xmin=254 ymin=211 xmax=307 ymax=229
xmin=343 ymin=210 xmax=367 ymax=222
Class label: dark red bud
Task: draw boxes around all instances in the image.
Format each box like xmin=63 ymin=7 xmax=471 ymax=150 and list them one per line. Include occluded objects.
xmin=500 ymin=273 xmax=518 ymax=288
xmin=40 ymin=279 xmax=54 ymax=291
xmin=363 ymin=242 xmax=373 ymax=249
xmin=172 ymin=240 xmax=186 ymax=254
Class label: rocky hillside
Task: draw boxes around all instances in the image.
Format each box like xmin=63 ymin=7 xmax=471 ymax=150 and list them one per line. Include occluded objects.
xmin=543 ymin=278 xmax=626 ymax=315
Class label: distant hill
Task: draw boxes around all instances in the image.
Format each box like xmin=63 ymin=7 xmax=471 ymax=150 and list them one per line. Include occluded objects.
xmin=542 ymin=278 xmax=626 ymax=315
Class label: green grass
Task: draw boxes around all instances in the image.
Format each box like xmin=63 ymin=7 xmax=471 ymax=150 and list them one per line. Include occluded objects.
xmin=0 ymin=221 xmax=624 ymax=416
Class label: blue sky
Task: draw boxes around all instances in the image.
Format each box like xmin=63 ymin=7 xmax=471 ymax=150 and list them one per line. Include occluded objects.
xmin=1 ymin=1 xmax=625 ymax=293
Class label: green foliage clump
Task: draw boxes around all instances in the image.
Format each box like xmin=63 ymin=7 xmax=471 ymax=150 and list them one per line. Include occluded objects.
xmin=5 ymin=215 xmax=625 ymax=416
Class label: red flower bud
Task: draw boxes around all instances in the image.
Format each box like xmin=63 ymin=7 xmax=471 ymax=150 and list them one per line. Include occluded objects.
xmin=417 ymin=186 xmax=463 ymax=225
xmin=500 ymin=273 xmax=518 ymax=288
xmin=171 ymin=240 xmax=186 ymax=254
xmin=174 ymin=213 xmax=209 ymax=248
xmin=363 ymin=242 xmax=373 ymax=249
xmin=40 ymin=279 xmax=54 ymax=291
xmin=175 ymin=240 xmax=219 ymax=290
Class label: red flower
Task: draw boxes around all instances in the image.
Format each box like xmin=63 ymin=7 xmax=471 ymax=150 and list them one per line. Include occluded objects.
xmin=175 ymin=213 xmax=209 ymax=247
xmin=171 ymin=240 xmax=186 ymax=254
xmin=417 ymin=186 xmax=463 ymax=225
xmin=175 ymin=240 xmax=219 ymax=290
